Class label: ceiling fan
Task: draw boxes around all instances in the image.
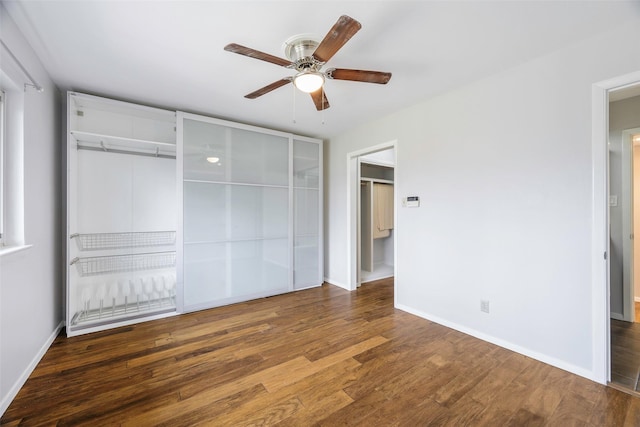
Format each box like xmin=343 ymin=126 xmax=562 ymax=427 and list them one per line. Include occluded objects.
xmin=224 ymin=15 xmax=392 ymax=111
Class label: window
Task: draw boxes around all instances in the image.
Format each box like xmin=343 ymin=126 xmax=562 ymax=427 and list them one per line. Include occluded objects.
xmin=0 ymin=38 xmax=33 ymax=254
xmin=0 ymin=77 xmax=27 ymax=252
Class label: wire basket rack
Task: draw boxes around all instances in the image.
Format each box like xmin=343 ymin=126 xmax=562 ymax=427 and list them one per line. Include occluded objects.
xmin=71 ymin=231 xmax=176 ymax=251
xmin=71 ymin=251 xmax=176 ymax=276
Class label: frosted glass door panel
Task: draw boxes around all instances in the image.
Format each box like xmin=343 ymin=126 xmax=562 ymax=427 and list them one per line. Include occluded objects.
xmin=294 ymin=235 xmax=319 ymax=288
xmin=230 ymin=186 xmax=288 ymax=240
xmin=294 ymin=189 xmax=319 ymax=236
xmin=184 ymin=183 xmax=288 ymax=242
xmin=182 ymin=115 xmax=294 ymax=310
xmin=293 ymin=140 xmax=320 ymax=189
xmin=183 ymin=119 xmax=288 ymax=185
xmin=293 ymin=190 xmax=320 ymax=289
xmin=183 ymin=183 xmax=227 ymax=242
xmin=230 ymin=239 xmax=288 ymax=297
xmin=184 ymin=243 xmax=227 ymax=306
xmin=293 ymin=139 xmax=321 ymax=290
xmin=183 ymin=239 xmax=289 ymax=307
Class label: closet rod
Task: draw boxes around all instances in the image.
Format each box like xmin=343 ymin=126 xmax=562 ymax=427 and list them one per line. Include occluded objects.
xmin=0 ymin=39 xmax=44 ymax=92
xmin=77 ymin=144 xmax=176 ymax=159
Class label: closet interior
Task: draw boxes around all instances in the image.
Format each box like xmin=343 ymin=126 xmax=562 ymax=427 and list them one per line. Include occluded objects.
xmin=360 ymin=161 xmax=394 ymax=283
xmin=66 ymin=92 xmax=178 ymax=336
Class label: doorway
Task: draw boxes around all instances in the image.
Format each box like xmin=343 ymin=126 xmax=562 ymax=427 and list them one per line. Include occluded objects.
xmin=611 ymin=127 xmax=640 ymax=391
xmin=359 ymin=155 xmax=395 ymax=284
xmin=607 ymin=82 xmax=640 ymax=392
xmin=346 ymin=141 xmax=397 ymax=290
xmin=622 ymin=127 xmax=640 ymax=323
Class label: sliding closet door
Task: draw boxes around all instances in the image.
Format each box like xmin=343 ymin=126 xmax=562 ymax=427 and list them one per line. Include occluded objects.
xmin=179 ymin=114 xmax=291 ymax=311
xmin=293 ymin=138 xmax=323 ymax=289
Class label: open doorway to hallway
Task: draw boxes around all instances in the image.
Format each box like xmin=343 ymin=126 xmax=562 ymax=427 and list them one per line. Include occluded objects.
xmin=609 ymin=82 xmax=640 ymax=393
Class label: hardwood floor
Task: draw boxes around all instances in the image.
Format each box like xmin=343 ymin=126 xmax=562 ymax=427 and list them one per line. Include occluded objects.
xmin=3 ymin=278 xmax=640 ymax=426
xmin=611 ymin=319 xmax=640 ymax=391
xmin=610 ymin=302 xmax=640 ymax=391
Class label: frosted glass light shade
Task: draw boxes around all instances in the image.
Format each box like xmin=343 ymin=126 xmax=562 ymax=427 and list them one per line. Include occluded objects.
xmin=294 ymin=71 xmax=324 ymax=93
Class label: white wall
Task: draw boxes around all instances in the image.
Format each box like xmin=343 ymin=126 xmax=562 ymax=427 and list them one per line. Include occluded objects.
xmin=325 ymin=21 xmax=640 ymax=379
xmin=609 ymin=95 xmax=640 ymax=310
xmin=0 ymin=4 xmax=63 ymax=415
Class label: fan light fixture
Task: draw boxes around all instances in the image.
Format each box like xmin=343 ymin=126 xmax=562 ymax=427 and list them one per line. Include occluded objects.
xmin=293 ymin=71 xmax=324 ymax=93
xmin=206 ymin=156 xmax=220 ymax=164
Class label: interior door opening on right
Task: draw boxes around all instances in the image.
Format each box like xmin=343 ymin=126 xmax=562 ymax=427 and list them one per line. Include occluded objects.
xmin=360 ymin=161 xmax=394 ymax=283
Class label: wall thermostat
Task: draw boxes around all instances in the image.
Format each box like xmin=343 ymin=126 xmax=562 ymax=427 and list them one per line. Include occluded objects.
xmin=403 ymin=196 xmax=420 ymax=207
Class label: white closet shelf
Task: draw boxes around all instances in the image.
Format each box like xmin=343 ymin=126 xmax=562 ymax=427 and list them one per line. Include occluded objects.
xmin=71 ymin=131 xmax=176 ymax=155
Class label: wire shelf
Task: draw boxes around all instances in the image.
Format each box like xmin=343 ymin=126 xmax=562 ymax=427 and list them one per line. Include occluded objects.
xmin=71 ymin=252 xmax=176 ymax=276
xmin=70 ymin=273 xmax=177 ymax=327
xmin=71 ymin=231 xmax=176 ymax=251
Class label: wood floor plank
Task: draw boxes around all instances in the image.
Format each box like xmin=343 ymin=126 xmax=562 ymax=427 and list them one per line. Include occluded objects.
xmin=276 ymin=390 xmax=354 ymax=426
xmin=589 ymin=386 xmax=632 ymax=426
xmin=624 ymin=393 xmax=640 ymax=426
xmin=3 ymin=278 xmax=640 ymax=425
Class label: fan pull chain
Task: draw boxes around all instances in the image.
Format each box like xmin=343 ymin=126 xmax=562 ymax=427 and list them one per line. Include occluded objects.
xmin=321 ymin=87 xmax=325 ymax=125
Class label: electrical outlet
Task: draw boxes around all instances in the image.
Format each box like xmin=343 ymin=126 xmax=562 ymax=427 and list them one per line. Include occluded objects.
xmin=480 ymin=300 xmax=490 ymax=313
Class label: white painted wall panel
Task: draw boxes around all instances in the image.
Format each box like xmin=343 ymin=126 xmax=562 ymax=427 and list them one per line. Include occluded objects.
xmin=0 ymin=3 xmax=63 ymax=414
xmin=325 ymin=22 xmax=640 ymax=378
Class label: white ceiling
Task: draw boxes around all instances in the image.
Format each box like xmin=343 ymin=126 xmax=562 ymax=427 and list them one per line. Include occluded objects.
xmin=4 ymin=0 xmax=640 ymax=139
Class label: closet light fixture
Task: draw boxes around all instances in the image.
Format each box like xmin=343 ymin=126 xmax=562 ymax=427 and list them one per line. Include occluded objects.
xmin=206 ymin=156 xmax=220 ymax=164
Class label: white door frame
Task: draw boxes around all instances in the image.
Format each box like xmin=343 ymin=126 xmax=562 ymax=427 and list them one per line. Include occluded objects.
xmin=346 ymin=140 xmax=397 ymax=291
xmin=592 ymin=70 xmax=640 ymax=384
xmin=622 ymin=127 xmax=640 ymax=322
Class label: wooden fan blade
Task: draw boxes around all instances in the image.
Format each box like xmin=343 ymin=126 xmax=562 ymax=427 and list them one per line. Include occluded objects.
xmin=312 ymin=15 xmax=362 ymax=63
xmin=224 ymin=43 xmax=292 ymax=68
xmin=310 ymin=88 xmax=330 ymax=111
xmin=327 ymin=68 xmax=392 ymax=84
xmin=245 ymin=78 xmax=292 ymax=99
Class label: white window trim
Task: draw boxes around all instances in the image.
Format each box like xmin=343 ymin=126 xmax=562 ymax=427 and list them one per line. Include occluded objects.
xmin=0 ymin=89 xmax=4 ymax=245
xmin=0 ymin=244 xmax=32 ymax=257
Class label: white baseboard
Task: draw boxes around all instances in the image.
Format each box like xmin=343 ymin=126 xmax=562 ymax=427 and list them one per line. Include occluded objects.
xmin=611 ymin=312 xmax=625 ymax=321
xmin=395 ymin=303 xmax=595 ymax=382
xmin=323 ymin=277 xmax=349 ymax=290
xmin=0 ymin=321 xmax=64 ymax=417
